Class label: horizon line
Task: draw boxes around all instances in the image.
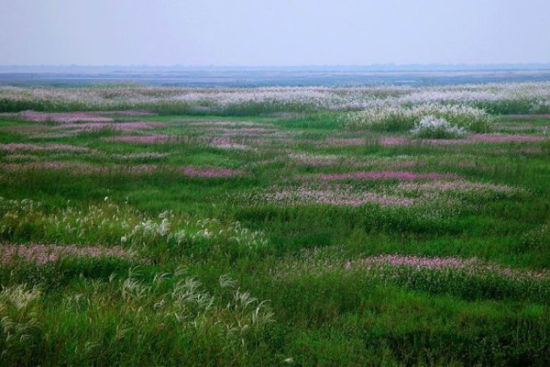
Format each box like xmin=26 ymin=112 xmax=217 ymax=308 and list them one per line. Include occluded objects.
xmin=1 ymin=63 xmax=550 ymax=68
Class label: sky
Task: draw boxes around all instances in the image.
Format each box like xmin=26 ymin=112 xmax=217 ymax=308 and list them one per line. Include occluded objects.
xmin=1 ymin=0 xmax=549 ymax=66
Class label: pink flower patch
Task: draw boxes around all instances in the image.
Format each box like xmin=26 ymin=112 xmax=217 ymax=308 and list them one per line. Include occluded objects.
xmin=19 ymin=110 xmax=113 ymax=123
xmin=181 ymin=166 xmax=241 ymax=178
xmin=208 ymin=136 xmax=249 ymax=149
xmin=362 ymin=254 xmax=478 ymax=269
xmin=378 ymin=134 xmax=545 ymax=146
xmin=421 ymin=139 xmax=466 ymax=145
xmin=56 ymin=121 xmax=166 ymax=131
xmin=319 ymin=170 xmax=457 ymax=181
xmin=0 ymin=244 xmax=132 ymax=265
xmin=2 ymin=161 xmax=160 ymax=175
xmin=326 ymin=138 xmax=365 ymax=146
xmin=96 ymin=110 xmax=154 ymax=116
xmin=205 ymin=127 xmax=276 ymax=136
xmin=379 ymin=137 xmax=409 ymax=146
xmin=107 ymin=135 xmax=173 ymax=144
xmin=469 ymin=134 xmax=545 ymax=143
xmin=352 ymin=254 xmax=550 ymax=280
xmin=190 ymin=121 xmax=258 ymax=127
xmin=0 ymin=143 xmax=90 ymax=152
xmin=3 ymin=161 xmax=100 ymax=172
xmin=267 ymin=186 xmax=415 ymax=207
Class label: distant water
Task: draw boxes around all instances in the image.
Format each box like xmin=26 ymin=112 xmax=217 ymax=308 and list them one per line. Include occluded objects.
xmin=1 ymin=66 xmax=550 ymax=87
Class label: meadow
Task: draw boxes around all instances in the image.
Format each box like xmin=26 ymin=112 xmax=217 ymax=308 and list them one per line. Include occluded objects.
xmin=1 ymin=82 xmax=550 ymax=365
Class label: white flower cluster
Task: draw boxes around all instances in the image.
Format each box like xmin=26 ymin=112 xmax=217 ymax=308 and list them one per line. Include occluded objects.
xmin=0 ymin=197 xmax=268 ymax=253
xmin=112 ymin=272 xmax=274 ymax=341
xmin=2 ymin=81 xmax=549 ymax=113
xmin=397 ymin=82 xmax=550 ymax=105
xmin=126 ymin=213 xmax=268 ymax=250
xmin=342 ymin=103 xmax=489 ymax=131
xmin=0 ymin=285 xmax=42 ymax=354
xmin=410 ymin=116 xmax=466 ymax=138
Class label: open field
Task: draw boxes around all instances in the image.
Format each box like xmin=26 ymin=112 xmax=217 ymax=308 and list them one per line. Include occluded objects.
xmin=1 ymin=82 xmax=550 ymax=365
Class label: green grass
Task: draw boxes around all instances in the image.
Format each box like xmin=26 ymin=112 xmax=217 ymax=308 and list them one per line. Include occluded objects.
xmin=1 ymin=92 xmax=550 ymax=365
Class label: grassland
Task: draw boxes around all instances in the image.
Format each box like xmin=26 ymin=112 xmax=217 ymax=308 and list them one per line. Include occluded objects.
xmin=1 ymin=83 xmax=550 ymax=366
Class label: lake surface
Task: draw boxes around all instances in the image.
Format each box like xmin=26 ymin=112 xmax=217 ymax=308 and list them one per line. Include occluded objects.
xmin=1 ymin=66 xmax=550 ymax=87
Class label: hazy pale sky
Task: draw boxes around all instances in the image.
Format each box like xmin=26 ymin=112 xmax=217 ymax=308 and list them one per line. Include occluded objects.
xmin=1 ymin=0 xmax=549 ymax=66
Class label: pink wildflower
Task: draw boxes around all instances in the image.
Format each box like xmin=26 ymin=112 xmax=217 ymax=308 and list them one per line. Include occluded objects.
xmin=19 ymin=110 xmax=113 ymax=123
xmin=318 ymin=170 xmax=458 ymax=181
xmin=107 ymin=135 xmax=173 ymax=144
xmin=181 ymin=166 xmax=242 ymax=178
xmin=0 ymin=244 xmax=132 ymax=265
